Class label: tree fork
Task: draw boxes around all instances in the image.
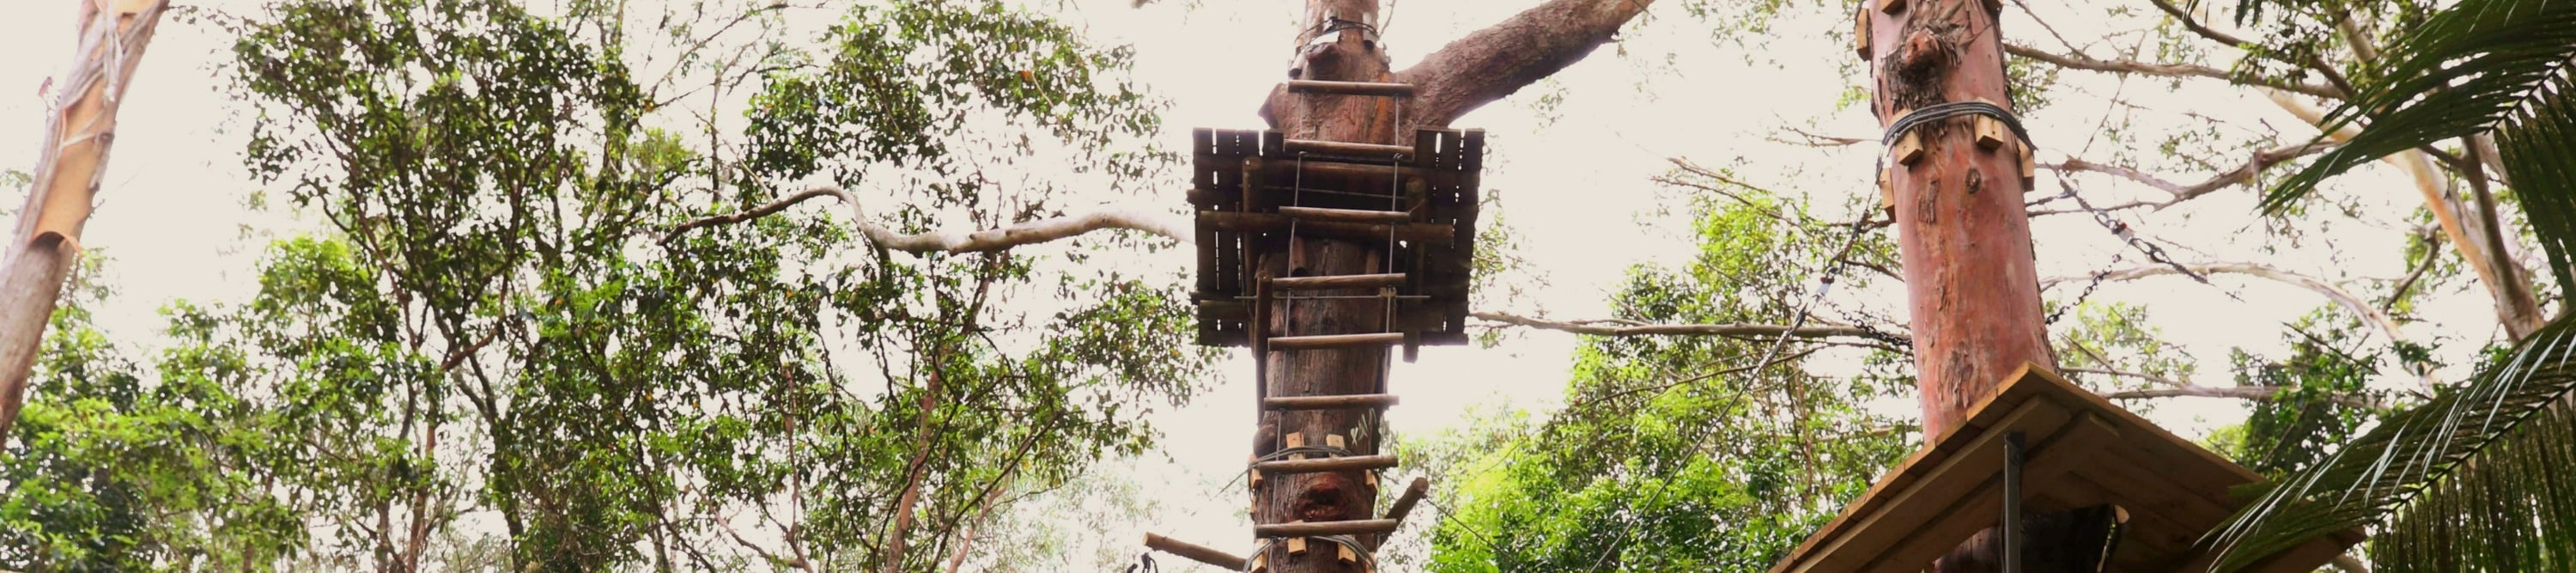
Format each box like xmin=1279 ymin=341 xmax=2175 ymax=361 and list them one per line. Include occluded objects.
xmin=1860 ymin=0 xmax=2099 ymax=570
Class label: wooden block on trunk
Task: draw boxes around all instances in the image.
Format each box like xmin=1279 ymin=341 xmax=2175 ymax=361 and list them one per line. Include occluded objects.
xmin=1893 ymin=131 xmax=1925 ymax=166
xmin=1287 ymin=535 xmax=1308 ymax=555
xmin=1877 ymin=168 xmax=1895 ymax=215
xmin=1879 ymin=0 xmax=1905 ymax=15
xmin=2020 ymin=144 xmax=2038 ymax=187
xmin=1973 ymin=116 xmax=2008 ymax=152
xmin=1249 ymin=552 xmax=1267 ymax=573
xmin=1338 ymin=544 xmax=1358 ymax=564
xmin=1287 ymin=433 xmax=1308 ymax=460
xmin=1852 ymin=7 xmax=1872 ymax=60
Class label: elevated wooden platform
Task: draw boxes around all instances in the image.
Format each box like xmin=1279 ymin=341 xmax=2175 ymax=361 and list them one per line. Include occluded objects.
xmin=1770 ymin=364 xmax=2363 ymax=573
xmin=1186 ymin=127 xmax=1484 ymax=348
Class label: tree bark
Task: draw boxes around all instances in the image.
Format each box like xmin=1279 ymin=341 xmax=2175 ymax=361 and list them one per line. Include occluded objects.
xmin=1861 ymin=0 xmax=2083 ymax=570
xmin=0 ymin=0 xmax=168 ymax=442
xmin=1249 ymin=2 xmax=1651 ymax=571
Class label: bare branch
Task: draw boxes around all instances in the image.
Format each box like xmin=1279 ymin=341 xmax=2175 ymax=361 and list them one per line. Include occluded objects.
xmin=2101 ymin=385 xmax=2376 ymax=407
xmin=1470 ymin=311 xmax=1906 ymax=344
xmin=661 ymin=186 xmax=1188 ymax=253
xmin=2045 ymin=262 xmax=2441 ymax=391
xmin=1400 ymin=0 xmax=1657 ymax=126
xmin=2006 ymin=42 xmax=2342 ymax=100
xmin=2145 ymin=0 xmax=2356 ymax=97
xmin=2032 ymin=142 xmax=2332 ymax=214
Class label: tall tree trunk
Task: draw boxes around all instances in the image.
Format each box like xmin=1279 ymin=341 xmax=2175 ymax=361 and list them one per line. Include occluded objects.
xmin=1246 ymin=2 xmax=1654 ymax=571
xmin=1861 ymin=0 xmax=2090 ymax=570
xmin=0 ymin=0 xmax=167 ymax=442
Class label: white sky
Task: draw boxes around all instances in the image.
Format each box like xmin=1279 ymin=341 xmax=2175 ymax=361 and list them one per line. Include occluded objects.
xmin=0 ymin=0 xmax=2512 ymax=569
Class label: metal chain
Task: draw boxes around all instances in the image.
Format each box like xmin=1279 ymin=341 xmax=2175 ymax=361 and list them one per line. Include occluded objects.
xmin=2054 ymin=180 xmax=2213 ymax=285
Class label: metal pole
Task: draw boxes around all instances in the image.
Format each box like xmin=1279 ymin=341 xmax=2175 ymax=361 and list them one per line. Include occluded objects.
xmin=2003 ymin=431 xmax=2025 ymax=573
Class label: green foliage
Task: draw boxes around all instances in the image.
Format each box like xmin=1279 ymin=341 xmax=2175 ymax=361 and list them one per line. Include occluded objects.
xmin=2225 ymin=311 xmax=2391 ymax=477
xmin=1416 ymin=174 xmax=1911 ymax=572
xmin=6 ymin=0 xmax=1208 ymax=570
xmin=0 ymin=267 xmax=303 ymax=570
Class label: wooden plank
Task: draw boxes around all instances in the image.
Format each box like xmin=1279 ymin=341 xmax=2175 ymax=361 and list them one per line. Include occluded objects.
xmin=1285 ymin=80 xmax=1416 ymax=96
xmin=1198 ymin=211 xmax=1456 ymax=247
xmin=1144 ymin=533 xmax=1245 ymax=570
xmin=1255 ymin=519 xmax=1400 ymax=538
xmin=1783 ymin=399 xmax=2072 ymax=573
xmin=1279 ymin=206 xmax=1413 ymax=224
xmin=1860 ymin=412 xmax=2121 ymax=573
xmin=1266 ymin=393 xmax=1400 ymax=411
xmin=1269 ymin=332 xmax=1404 ymax=351
xmin=1255 ymin=454 xmax=1400 ymax=474
xmin=1285 ymin=138 xmax=1413 ymax=160
xmin=1273 ymin=272 xmax=1407 ymax=290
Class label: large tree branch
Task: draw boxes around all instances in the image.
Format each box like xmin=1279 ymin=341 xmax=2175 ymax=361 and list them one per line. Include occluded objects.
xmin=2006 ymin=43 xmax=2343 ymax=100
xmin=661 ymin=186 xmax=1188 ymax=253
xmin=1470 ymin=311 xmax=1909 ymax=345
xmin=1398 ymin=0 xmax=1656 ymax=127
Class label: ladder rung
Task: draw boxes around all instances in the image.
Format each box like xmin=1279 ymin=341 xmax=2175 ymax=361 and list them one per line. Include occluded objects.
xmin=1265 ymin=394 xmax=1400 ymax=411
xmin=1279 ymin=206 xmax=1413 ymax=224
xmin=1255 ymin=519 xmax=1400 ymax=539
xmin=1271 ymin=272 xmax=1406 ymax=290
xmin=1255 ymin=454 xmax=1400 ymax=474
xmin=1284 ymin=138 xmax=1412 ymax=159
xmin=1198 ymin=211 xmax=1455 ymax=247
xmin=1285 ymin=80 xmax=1416 ymax=97
xmin=1269 ymin=332 xmax=1404 ymax=351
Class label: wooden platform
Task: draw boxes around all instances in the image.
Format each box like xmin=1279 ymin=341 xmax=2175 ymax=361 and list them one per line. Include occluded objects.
xmin=1769 ymin=364 xmax=2363 ymax=573
xmin=1187 ymin=127 xmax=1483 ymax=347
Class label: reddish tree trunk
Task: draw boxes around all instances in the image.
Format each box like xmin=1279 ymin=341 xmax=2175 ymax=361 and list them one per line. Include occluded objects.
xmin=1862 ymin=0 xmax=2087 ymax=570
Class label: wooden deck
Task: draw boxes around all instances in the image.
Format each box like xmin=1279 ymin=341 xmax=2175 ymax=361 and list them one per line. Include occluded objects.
xmin=1769 ymin=364 xmax=2363 ymax=573
xmin=1186 ymin=127 xmax=1483 ymax=348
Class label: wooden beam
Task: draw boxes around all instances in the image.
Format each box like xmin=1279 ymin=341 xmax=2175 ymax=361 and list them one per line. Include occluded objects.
xmin=1255 ymin=519 xmax=1400 ymax=538
xmin=1269 ymin=332 xmax=1405 ymax=351
xmin=1286 ymin=80 xmax=1416 ymax=96
xmin=1145 ymin=533 xmax=1246 ymax=570
xmin=1859 ymin=413 xmax=2119 ymax=573
xmin=1272 ymin=272 xmax=1407 ymax=290
xmin=1284 ymin=138 xmax=1414 ymax=160
xmin=1783 ymin=399 xmax=2071 ymax=573
xmin=1198 ymin=211 xmax=1456 ymax=247
xmin=1385 ymin=476 xmax=1430 ymax=523
xmin=1265 ymin=393 xmax=1400 ymax=411
xmin=1255 ymin=454 xmax=1400 ymax=474
xmin=1279 ymin=206 xmax=1413 ymax=224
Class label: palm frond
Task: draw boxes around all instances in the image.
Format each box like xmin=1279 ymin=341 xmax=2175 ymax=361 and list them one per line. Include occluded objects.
xmin=2257 ymin=0 xmax=2576 ymax=216
xmin=2206 ymin=317 xmax=2576 ymax=571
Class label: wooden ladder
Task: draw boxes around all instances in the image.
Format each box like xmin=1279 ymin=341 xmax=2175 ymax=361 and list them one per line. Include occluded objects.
xmin=1245 ymin=79 xmax=1424 ymax=573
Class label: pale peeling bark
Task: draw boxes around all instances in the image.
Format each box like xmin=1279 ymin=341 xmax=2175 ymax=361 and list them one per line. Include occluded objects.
xmin=0 ymin=0 xmax=168 ymax=442
xmin=662 ymin=186 xmax=1187 ymax=253
xmin=2268 ymin=91 xmax=2545 ymax=340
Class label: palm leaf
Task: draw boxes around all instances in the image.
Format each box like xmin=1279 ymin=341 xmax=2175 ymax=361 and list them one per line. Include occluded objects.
xmin=2206 ymin=316 xmax=2576 ymax=571
xmin=2257 ymin=0 xmax=2576 ymax=222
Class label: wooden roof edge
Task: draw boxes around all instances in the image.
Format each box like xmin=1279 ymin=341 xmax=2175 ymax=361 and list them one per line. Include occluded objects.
xmin=1768 ymin=363 xmax=2299 ymax=573
xmin=2008 ymin=365 xmax=2263 ymax=485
